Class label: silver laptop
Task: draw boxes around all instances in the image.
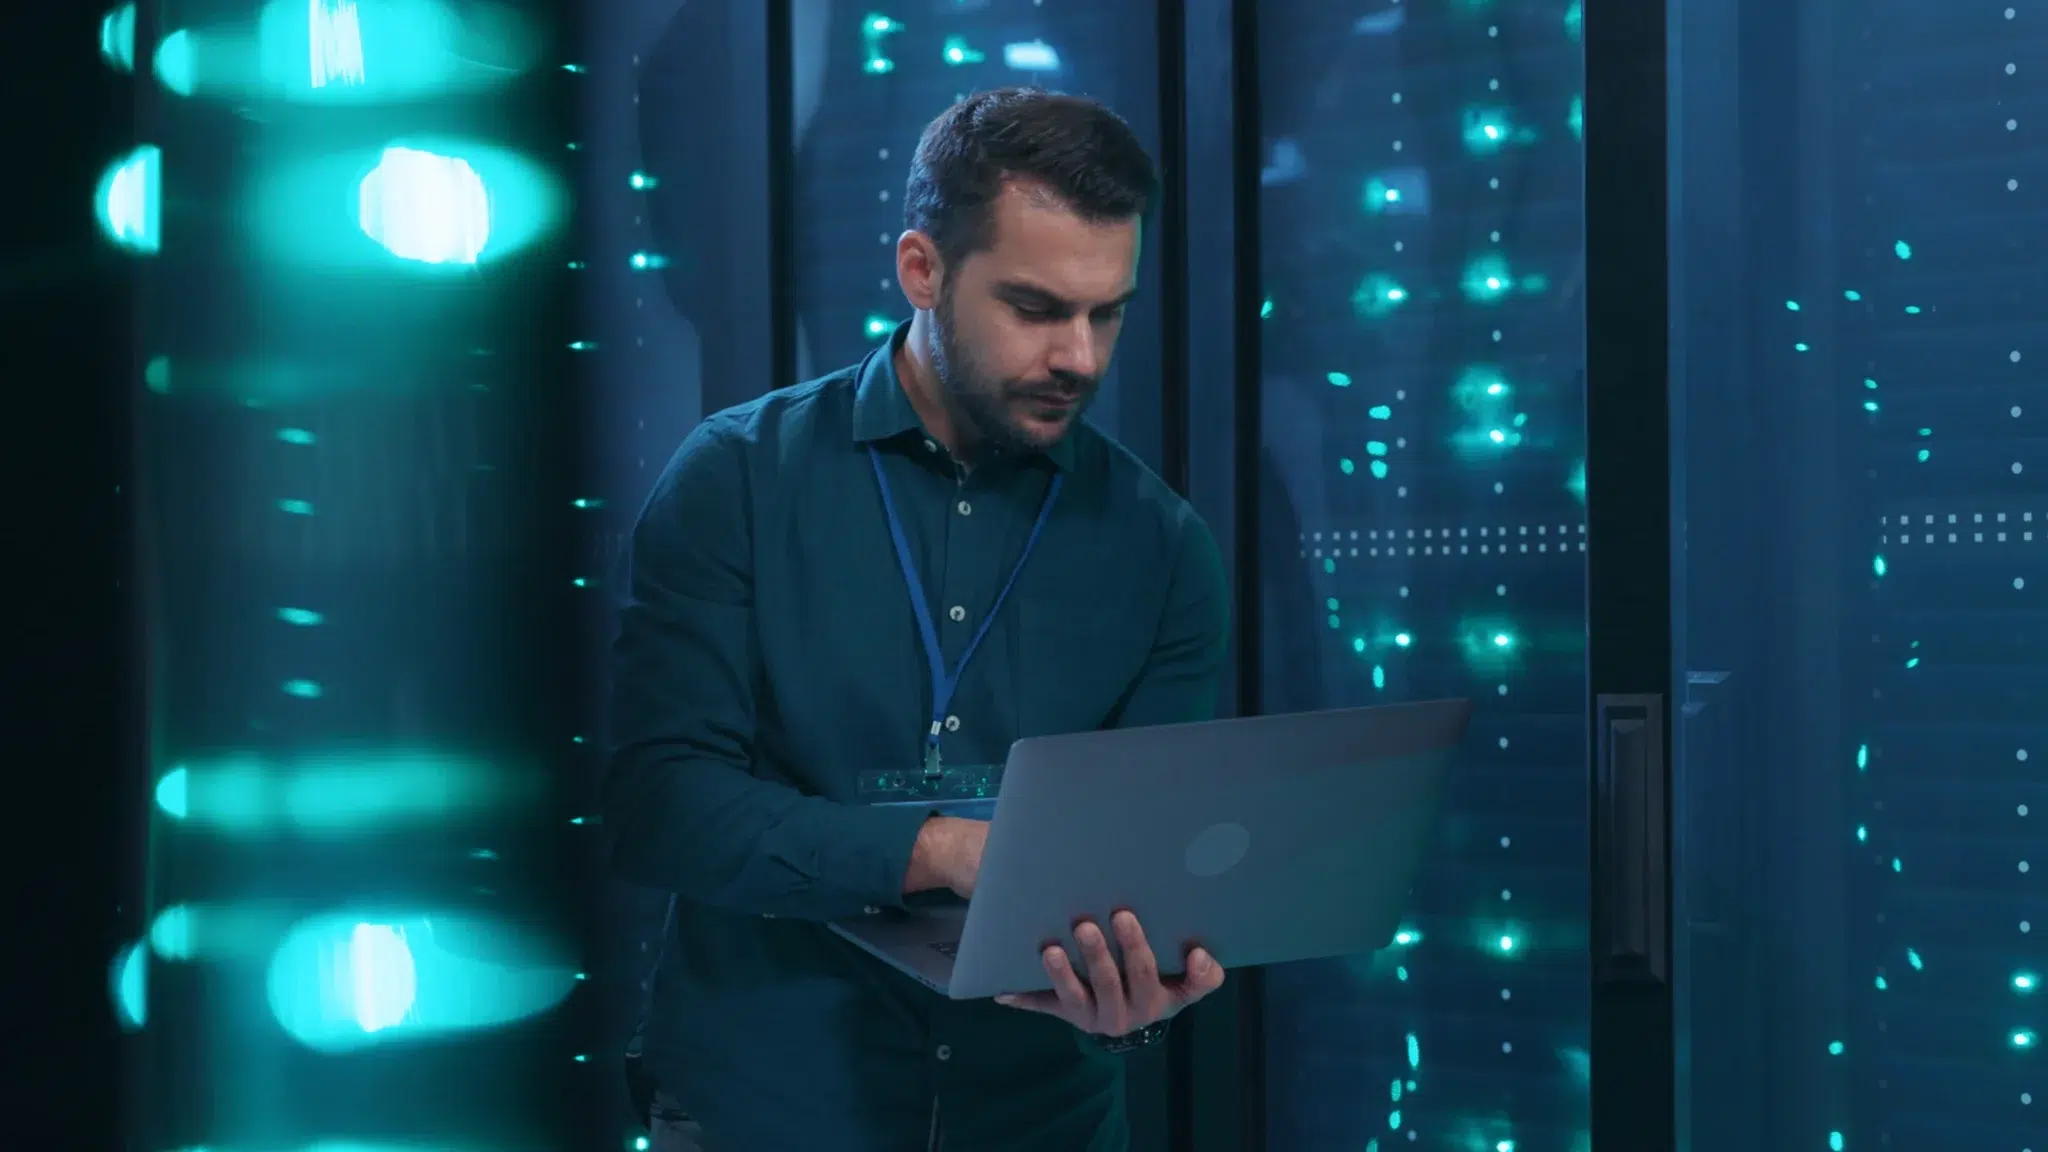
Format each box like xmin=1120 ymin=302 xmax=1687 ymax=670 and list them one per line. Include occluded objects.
xmin=830 ymin=698 xmax=1471 ymax=1000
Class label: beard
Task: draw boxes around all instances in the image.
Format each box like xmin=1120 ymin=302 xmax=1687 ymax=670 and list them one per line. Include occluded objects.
xmin=929 ymin=287 xmax=1097 ymax=460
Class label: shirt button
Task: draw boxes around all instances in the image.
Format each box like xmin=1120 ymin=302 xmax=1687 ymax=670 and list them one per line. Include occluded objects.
xmin=935 ymin=1045 xmax=953 ymax=1062
xmin=943 ymin=715 xmax=961 ymax=732
xmin=955 ymin=500 xmax=972 ymax=516
xmin=923 ymin=438 xmax=939 ymax=453
xmin=947 ymin=605 xmax=967 ymax=622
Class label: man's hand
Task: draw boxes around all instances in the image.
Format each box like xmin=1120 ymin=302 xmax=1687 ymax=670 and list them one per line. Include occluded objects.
xmin=995 ymin=909 xmax=1225 ymax=1035
xmin=904 ymin=815 xmax=989 ymax=899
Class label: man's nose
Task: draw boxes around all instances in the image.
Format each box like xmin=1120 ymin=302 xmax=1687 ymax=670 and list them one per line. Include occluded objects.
xmin=1046 ymin=319 xmax=1101 ymax=381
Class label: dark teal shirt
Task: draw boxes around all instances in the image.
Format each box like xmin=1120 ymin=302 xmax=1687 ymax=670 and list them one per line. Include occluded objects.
xmin=606 ymin=327 xmax=1229 ymax=1151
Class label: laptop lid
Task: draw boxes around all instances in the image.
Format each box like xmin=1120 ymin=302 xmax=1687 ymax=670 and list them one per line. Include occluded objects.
xmin=945 ymin=699 xmax=1471 ymax=1000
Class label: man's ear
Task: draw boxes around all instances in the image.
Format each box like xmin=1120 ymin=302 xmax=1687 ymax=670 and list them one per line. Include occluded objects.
xmin=895 ymin=230 xmax=942 ymax=311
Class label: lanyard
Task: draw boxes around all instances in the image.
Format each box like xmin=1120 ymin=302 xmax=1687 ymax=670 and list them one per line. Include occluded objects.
xmin=867 ymin=445 xmax=1062 ymax=787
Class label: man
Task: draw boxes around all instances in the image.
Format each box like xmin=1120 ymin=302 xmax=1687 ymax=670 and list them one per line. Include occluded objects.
xmin=607 ymin=88 xmax=1230 ymax=1152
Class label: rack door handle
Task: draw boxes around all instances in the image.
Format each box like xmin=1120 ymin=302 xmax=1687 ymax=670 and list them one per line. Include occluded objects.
xmin=1595 ymin=692 xmax=1668 ymax=985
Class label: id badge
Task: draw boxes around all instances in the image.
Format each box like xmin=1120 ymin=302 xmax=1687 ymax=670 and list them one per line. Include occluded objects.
xmin=856 ymin=762 xmax=1003 ymax=821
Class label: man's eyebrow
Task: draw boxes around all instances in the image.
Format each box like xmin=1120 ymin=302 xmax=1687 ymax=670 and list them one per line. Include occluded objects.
xmin=993 ymin=281 xmax=1140 ymax=311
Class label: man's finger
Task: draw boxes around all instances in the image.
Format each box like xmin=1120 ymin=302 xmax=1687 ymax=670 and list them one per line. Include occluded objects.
xmin=1073 ymin=920 xmax=1128 ymax=1031
xmin=1112 ymin=911 xmax=1165 ymax=1015
xmin=1042 ymin=945 xmax=1094 ymax=1018
xmin=1172 ymin=948 xmax=1226 ymax=1007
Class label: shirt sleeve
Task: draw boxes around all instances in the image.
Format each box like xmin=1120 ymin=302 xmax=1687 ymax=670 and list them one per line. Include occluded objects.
xmin=604 ymin=417 xmax=937 ymax=920
xmin=1107 ymin=506 xmax=1232 ymax=730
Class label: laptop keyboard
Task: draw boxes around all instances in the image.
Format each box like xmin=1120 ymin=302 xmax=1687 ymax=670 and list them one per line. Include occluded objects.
xmin=929 ymin=941 xmax=959 ymax=958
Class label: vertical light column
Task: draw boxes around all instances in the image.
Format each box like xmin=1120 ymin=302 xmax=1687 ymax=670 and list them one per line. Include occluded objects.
xmin=125 ymin=3 xmax=586 ymax=1151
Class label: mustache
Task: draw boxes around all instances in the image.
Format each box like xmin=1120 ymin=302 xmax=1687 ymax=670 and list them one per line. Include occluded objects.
xmin=1010 ymin=373 xmax=1096 ymax=398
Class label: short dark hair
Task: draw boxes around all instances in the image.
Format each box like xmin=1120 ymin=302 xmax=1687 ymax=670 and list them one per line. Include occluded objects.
xmin=903 ymin=88 xmax=1158 ymax=269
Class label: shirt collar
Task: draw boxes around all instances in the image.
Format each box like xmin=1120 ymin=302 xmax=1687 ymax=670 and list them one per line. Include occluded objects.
xmin=850 ymin=320 xmax=1076 ymax=472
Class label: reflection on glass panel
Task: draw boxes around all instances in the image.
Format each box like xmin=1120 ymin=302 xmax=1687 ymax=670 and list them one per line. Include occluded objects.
xmin=788 ymin=0 xmax=1161 ymax=462
xmin=581 ymin=4 xmax=773 ymax=1141
xmin=634 ymin=0 xmax=774 ymax=419
xmin=1255 ymin=2 xmax=1589 ymax=1148
xmin=1671 ymin=2 xmax=2046 ymax=1148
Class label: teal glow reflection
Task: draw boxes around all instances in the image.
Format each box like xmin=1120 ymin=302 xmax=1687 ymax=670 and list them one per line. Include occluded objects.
xmin=149 ymin=902 xmax=305 ymax=962
xmin=1449 ymin=365 xmax=1526 ymax=455
xmin=109 ymin=939 xmax=148 ymax=1030
xmin=251 ymin=140 xmax=562 ymax=272
xmin=358 ymin=146 xmax=491 ymax=264
xmin=267 ymin=910 xmax=578 ymax=1052
xmin=1456 ymin=618 xmax=1525 ymax=669
xmin=1351 ymin=274 xmax=1409 ymax=319
xmin=166 ymin=1144 xmax=503 ymax=1152
xmin=155 ymin=764 xmax=188 ymax=819
xmin=1462 ymin=255 xmax=1515 ymax=302
xmin=153 ymin=749 xmax=543 ymax=836
xmin=156 ymin=0 xmax=539 ymax=103
xmin=150 ymin=904 xmax=195 ymax=960
xmin=100 ymin=3 xmax=137 ymax=72
xmin=94 ymin=145 xmax=161 ymax=255
xmin=152 ymin=30 xmax=195 ymax=95
xmin=128 ymin=356 xmax=436 ymax=402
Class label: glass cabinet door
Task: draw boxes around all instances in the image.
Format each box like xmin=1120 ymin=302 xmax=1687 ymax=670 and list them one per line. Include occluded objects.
xmin=1668 ymin=0 xmax=2048 ymax=1149
xmin=1252 ymin=2 xmax=1594 ymax=1148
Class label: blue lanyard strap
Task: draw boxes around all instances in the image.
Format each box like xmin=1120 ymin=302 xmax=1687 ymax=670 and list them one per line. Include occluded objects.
xmin=867 ymin=445 xmax=1063 ymax=773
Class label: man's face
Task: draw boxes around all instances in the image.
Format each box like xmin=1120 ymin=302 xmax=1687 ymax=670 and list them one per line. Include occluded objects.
xmin=926 ymin=183 xmax=1140 ymax=460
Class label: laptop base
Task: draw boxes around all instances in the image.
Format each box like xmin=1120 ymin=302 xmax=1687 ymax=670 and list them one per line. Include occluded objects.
xmin=831 ymin=906 xmax=968 ymax=993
